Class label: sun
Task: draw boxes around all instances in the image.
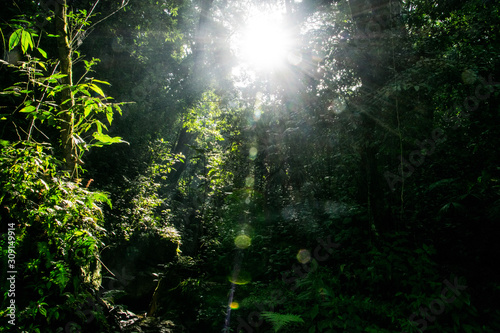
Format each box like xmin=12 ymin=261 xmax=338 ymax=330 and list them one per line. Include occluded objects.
xmin=233 ymin=8 xmax=293 ymax=71
xmin=241 ymin=14 xmax=290 ymax=69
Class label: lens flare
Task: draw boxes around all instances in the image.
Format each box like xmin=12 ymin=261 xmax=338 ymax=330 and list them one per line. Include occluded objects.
xmin=235 ymin=235 xmax=252 ymax=249
xmin=228 ymin=270 xmax=252 ymax=285
xmin=249 ymin=147 xmax=258 ymax=160
xmin=245 ymin=176 xmax=255 ymax=187
xmin=297 ymin=249 xmax=311 ymax=264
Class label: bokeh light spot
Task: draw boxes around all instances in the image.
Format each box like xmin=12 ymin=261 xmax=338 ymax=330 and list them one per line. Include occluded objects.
xmin=297 ymin=249 xmax=311 ymax=264
xmin=328 ymin=97 xmax=346 ymax=114
xmin=249 ymin=147 xmax=258 ymax=160
xmin=462 ymin=69 xmax=477 ymax=84
xmin=245 ymin=176 xmax=255 ymax=187
xmin=235 ymin=235 xmax=252 ymax=249
xmin=229 ymin=270 xmax=252 ymax=285
xmin=254 ymin=109 xmax=261 ymax=120
xmin=230 ymin=302 xmax=239 ymax=309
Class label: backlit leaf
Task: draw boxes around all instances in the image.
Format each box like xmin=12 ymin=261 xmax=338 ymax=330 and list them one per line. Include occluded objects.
xmin=93 ymin=132 xmax=125 ymax=146
xmin=92 ymin=79 xmax=111 ymax=85
xmin=89 ymin=83 xmax=105 ymax=97
xmin=20 ymin=105 xmax=36 ymax=113
xmin=106 ymin=106 xmax=113 ymax=124
xmin=37 ymin=47 xmax=47 ymax=58
xmin=21 ymin=30 xmax=33 ymax=53
xmin=84 ymin=106 xmax=92 ymax=118
xmin=8 ymin=29 xmax=22 ymax=50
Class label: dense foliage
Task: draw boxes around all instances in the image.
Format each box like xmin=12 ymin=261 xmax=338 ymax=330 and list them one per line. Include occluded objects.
xmin=1 ymin=0 xmax=499 ymax=332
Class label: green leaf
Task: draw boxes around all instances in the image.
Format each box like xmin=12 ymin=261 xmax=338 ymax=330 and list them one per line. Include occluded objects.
xmin=84 ymin=106 xmax=92 ymax=118
xmin=106 ymin=106 xmax=113 ymax=124
xmin=37 ymin=47 xmax=47 ymax=58
xmin=37 ymin=61 xmax=47 ymax=70
xmin=106 ymin=112 xmax=113 ymax=125
xmin=310 ymin=304 xmax=319 ymax=320
xmin=92 ymin=192 xmax=112 ymax=208
xmin=21 ymin=30 xmax=33 ymax=53
xmin=8 ymin=29 xmax=22 ymax=50
xmin=38 ymin=304 xmax=47 ymax=317
xmin=80 ymin=88 xmax=91 ymax=97
xmin=92 ymin=79 xmax=111 ymax=85
xmin=114 ymin=104 xmax=123 ymax=115
xmin=20 ymin=105 xmax=36 ymax=113
xmin=46 ymin=74 xmax=67 ymax=84
xmin=92 ymin=132 xmax=125 ymax=145
xmin=428 ymin=178 xmax=456 ymax=191
xmin=89 ymin=83 xmax=105 ymax=97
xmin=261 ymin=312 xmax=304 ymax=332
xmin=11 ymin=19 xmax=32 ymax=24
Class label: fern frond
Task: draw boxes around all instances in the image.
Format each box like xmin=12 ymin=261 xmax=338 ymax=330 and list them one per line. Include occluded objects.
xmin=261 ymin=311 xmax=304 ymax=332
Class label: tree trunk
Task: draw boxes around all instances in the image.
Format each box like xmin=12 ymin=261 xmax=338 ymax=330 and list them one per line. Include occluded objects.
xmin=349 ymin=0 xmax=397 ymax=233
xmin=55 ymin=0 xmax=76 ymax=174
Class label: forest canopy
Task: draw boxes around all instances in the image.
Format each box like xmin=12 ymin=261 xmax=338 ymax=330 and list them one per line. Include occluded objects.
xmin=1 ymin=0 xmax=499 ymax=332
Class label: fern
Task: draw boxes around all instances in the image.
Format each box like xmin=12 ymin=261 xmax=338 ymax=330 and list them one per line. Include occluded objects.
xmin=261 ymin=311 xmax=304 ymax=332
